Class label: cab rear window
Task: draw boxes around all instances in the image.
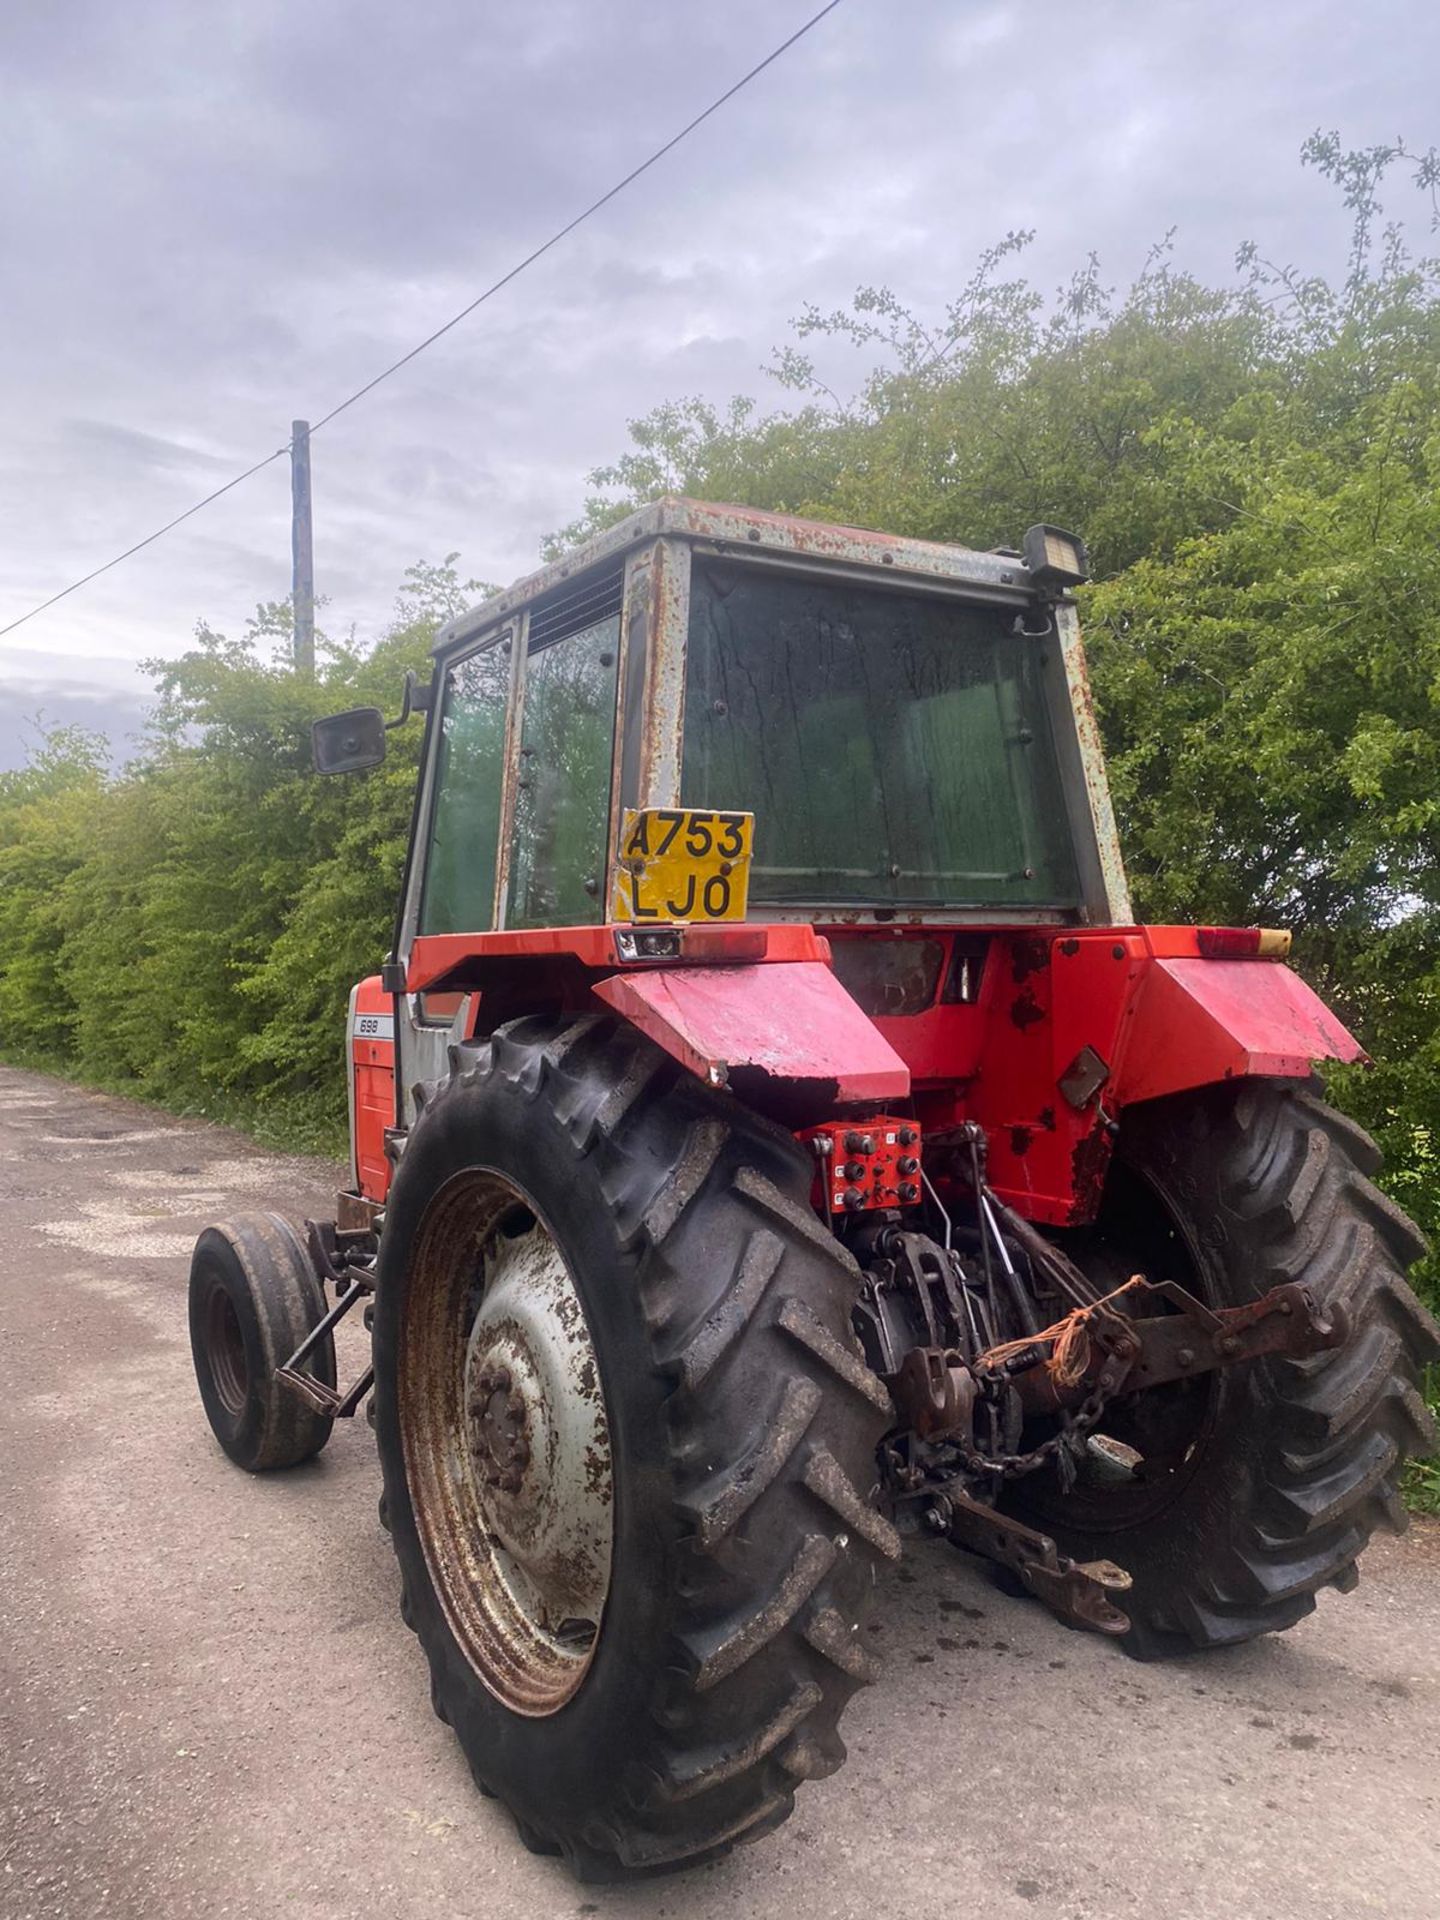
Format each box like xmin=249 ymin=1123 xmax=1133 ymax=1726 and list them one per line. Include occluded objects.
xmin=680 ymin=562 xmax=1080 ymax=909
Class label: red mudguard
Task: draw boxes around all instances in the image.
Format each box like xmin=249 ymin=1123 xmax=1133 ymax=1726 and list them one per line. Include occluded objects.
xmin=1114 ymin=951 xmax=1365 ymax=1104
xmin=593 ymin=961 xmax=910 ymax=1103
xmin=922 ymin=927 xmax=1365 ymax=1227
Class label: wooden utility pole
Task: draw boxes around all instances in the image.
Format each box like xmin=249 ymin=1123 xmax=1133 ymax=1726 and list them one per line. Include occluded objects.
xmin=290 ymin=418 xmax=315 ymax=675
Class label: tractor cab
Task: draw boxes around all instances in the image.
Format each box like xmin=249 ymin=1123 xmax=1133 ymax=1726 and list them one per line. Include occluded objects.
xmin=413 ymin=500 xmax=1117 ymax=934
xmin=340 ymin=501 xmax=1131 ymax=1155
xmin=330 ymin=500 xmax=1354 ymax=1228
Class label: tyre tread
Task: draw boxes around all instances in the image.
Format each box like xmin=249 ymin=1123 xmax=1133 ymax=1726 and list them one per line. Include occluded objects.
xmin=1117 ymin=1082 xmax=1436 ymax=1657
xmin=376 ymin=1015 xmax=892 ymax=1877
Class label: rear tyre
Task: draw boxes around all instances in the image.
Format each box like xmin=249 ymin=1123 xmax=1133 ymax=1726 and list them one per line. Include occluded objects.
xmin=188 ymin=1213 xmax=336 ymax=1471
xmin=1005 ymin=1080 xmax=1438 ymax=1658
xmin=372 ymin=1015 xmax=897 ymax=1880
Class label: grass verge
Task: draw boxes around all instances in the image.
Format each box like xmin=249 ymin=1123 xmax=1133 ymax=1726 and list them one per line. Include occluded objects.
xmin=0 ymin=1046 xmax=347 ymax=1162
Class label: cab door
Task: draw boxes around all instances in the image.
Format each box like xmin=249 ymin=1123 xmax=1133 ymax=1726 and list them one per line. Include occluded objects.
xmin=399 ymin=624 xmax=514 ymax=1107
xmin=398 ymin=565 xmax=626 ymax=1119
xmin=502 ymin=568 xmax=623 ymax=928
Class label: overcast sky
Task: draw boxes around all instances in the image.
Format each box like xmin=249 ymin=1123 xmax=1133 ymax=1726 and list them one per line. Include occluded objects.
xmin=2 ymin=0 xmax=1436 ymax=769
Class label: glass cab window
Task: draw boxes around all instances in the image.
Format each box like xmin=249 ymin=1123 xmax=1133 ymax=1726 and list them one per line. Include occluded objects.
xmin=419 ymin=640 xmax=512 ymax=934
xmin=506 ymin=612 xmax=620 ymax=928
xmin=681 ymin=561 xmax=1080 ymax=909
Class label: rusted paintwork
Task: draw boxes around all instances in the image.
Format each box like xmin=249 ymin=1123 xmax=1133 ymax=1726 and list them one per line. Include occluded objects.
xmin=492 ymin=614 xmax=528 ymax=930
xmin=1051 ymin=600 xmax=1132 ymax=925
xmin=861 ymin=927 xmax=1367 ymax=1228
xmin=465 ymin=1223 xmax=612 ymax=1627
xmin=432 ymin=497 xmax=1037 ymax=662
xmin=335 ymin=1189 xmax=384 ymax=1232
xmin=603 ymin=554 xmax=639 ymax=899
xmin=616 ymin=544 xmax=652 ymax=818
xmin=637 ymin=536 xmax=691 ymax=811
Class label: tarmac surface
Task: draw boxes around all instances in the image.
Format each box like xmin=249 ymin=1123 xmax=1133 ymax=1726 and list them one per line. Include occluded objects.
xmin=2 ymin=1062 xmax=1438 ymax=1920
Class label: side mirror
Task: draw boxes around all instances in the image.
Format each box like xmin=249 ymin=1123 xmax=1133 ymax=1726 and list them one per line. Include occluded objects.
xmin=312 ymin=706 xmax=387 ymax=774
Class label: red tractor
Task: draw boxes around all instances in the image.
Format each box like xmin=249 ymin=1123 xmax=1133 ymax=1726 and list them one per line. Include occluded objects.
xmin=188 ymin=499 xmax=1437 ymax=1878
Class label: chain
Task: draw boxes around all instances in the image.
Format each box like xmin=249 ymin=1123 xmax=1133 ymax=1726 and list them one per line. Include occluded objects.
xmin=956 ymin=1382 xmax=1110 ymax=1479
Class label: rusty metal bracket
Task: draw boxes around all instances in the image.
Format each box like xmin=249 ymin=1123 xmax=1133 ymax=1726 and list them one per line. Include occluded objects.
xmin=1006 ymin=1277 xmax=1348 ymax=1419
xmin=889 ymin=1346 xmax=977 ymax=1444
xmin=305 ymin=1217 xmax=376 ymax=1294
xmin=939 ymin=1487 xmax=1132 ymax=1637
xmin=275 ymin=1276 xmax=373 ymax=1419
xmin=1121 ymin=1279 xmax=1349 ymax=1391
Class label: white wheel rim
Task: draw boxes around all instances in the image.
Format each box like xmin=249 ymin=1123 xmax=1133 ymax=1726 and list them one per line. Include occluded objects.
xmin=398 ymin=1171 xmax=614 ymax=1715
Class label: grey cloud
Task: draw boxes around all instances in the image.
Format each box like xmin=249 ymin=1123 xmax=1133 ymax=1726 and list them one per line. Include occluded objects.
xmin=0 ymin=676 xmax=152 ymax=774
xmin=2 ymin=0 xmax=1438 ymax=772
xmin=63 ymin=420 xmax=235 ymax=473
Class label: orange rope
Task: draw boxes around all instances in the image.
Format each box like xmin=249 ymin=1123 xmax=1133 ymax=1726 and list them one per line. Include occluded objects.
xmin=977 ymin=1275 xmax=1149 ymax=1387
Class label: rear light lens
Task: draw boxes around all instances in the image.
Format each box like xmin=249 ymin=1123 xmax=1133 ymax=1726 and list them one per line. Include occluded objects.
xmin=679 ymin=926 xmax=769 ymax=963
xmin=1196 ymin=927 xmax=1292 ymax=959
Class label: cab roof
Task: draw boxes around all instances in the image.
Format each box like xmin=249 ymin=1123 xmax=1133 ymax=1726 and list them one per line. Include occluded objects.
xmin=433 ymin=496 xmax=1037 ymax=656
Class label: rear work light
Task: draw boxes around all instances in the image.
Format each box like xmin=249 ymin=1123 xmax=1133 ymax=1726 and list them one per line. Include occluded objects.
xmin=1196 ymin=927 xmax=1293 ymax=960
xmin=1022 ymin=524 xmax=1089 ymax=589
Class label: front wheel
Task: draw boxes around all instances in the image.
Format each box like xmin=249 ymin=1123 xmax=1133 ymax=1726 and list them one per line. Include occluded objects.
xmin=188 ymin=1213 xmax=336 ymax=1471
xmin=1005 ymin=1080 xmax=1438 ymax=1658
xmin=372 ymin=1016 xmax=898 ymax=1879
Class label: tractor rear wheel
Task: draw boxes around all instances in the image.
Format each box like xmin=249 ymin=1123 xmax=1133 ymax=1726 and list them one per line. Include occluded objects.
xmin=188 ymin=1213 xmax=336 ymax=1471
xmin=371 ymin=1015 xmax=897 ymax=1880
xmin=1005 ymin=1079 xmax=1438 ymax=1658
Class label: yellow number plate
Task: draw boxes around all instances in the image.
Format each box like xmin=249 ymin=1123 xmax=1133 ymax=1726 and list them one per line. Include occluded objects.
xmin=610 ymin=809 xmax=754 ymax=923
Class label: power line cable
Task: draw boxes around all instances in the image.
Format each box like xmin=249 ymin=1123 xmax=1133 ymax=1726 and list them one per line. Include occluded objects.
xmin=0 ymin=0 xmax=845 ymax=643
xmin=311 ymin=0 xmax=846 ymax=434
xmin=0 ymin=445 xmax=291 ymax=640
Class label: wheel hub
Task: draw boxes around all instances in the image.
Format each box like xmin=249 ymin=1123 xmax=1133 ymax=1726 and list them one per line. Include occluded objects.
xmin=461 ymin=1215 xmax=613 ymax=1652
xmin=468 ymin=1363 xmax=531 ymax=1496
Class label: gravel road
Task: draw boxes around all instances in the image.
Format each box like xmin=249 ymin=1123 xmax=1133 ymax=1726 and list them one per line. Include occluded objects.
xmin=2 ymin=1063 xmax=1437 ymax=1920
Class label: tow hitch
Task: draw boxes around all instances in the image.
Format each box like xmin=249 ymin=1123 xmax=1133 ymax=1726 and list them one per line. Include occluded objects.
xmin=895 ymin=1274 xmax=1349 ymax=1637
xmin=934 ymin=1488 xmax=1134 ymax=1636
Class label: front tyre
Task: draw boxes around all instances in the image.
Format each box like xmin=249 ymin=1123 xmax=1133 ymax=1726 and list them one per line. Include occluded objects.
xmin=1006 ymin=1080 xmax=1438 ymax=1658
xmin=188 ymin=1213 xmax=336 ymax=1471
xmin=372 ymin=1016 xmax=898 ymax=1880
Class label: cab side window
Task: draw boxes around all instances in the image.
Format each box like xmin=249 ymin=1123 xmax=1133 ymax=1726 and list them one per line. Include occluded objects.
xmin=418 ymin=641 xmax=511 ymax=934
xmin=507 ymin=614 xmax=620 ymax=928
